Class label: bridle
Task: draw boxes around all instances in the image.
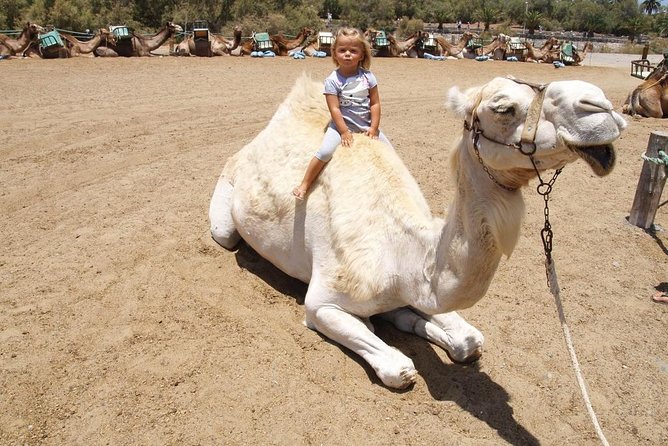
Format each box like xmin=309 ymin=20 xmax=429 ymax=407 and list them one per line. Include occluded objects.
xmin=463 ymin=77 xmax=553 ymax=191
xmin=463 ymin=77 xmax=563 ymax=261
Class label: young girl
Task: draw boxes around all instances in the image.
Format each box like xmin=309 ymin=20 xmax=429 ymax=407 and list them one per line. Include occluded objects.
xmin=292 ymin=27 xmax=392 ymax=200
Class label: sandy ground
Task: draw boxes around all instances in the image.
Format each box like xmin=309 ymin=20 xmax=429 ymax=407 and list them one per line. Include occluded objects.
xmin=1 ymin=53 xmax=666 ymax=446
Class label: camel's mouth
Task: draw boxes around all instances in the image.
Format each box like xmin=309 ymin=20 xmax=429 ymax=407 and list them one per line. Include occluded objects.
xmin=569 ymin=144 xmax=616 ymax=176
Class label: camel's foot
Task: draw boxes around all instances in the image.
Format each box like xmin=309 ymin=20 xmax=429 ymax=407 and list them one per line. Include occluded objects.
xmin=382 ymin=308 xmax=484 ymax=364
xmin=374 ymin=348 xmax=417 ymax=389
xmin=304 ymin=283 xmax=418 ymax=390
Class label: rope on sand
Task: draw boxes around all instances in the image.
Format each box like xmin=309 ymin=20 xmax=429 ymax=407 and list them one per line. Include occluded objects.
xmin=546 ymin=258 xmax=610 ymax=446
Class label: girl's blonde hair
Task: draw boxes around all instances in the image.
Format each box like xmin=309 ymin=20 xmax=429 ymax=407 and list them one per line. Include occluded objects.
xmin=331 ymin=27 xmax=372 ymax=70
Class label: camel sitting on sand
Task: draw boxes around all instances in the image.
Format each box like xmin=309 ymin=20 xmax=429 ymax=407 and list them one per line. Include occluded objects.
xmin=479 ymin=33 xmax=510 ymax=60
xmin=95 ymin=21 xmax=182 ymax=57
xmin=209 ymin=74 xmax=627 ymax=388
xmin=57 ymin=28 xmax=115 ymax=57
xmin=623 ymin=61 xmax=668 ymax=118
xmin=270 ymin=27 xmax=313 ymax=56
xmin=385 ymin=32 xmax=423 ymax=57
xmin=173 ymin=26 xmax=242 ymax=56
xmin=0 ymin=22 xmax=44 ymax=58
xmin=525 ymin=37 xmax=560 ymax=63
xmin=434 ymin=32 xmax=477 ymax=58
xmin=571 ymin=41 xmax=593 ymax=65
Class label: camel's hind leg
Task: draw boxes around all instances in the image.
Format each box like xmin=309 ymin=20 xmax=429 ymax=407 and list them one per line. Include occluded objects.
xmin=209 ymin=177 xmax=241 ymax=249
xmin=381 ymin=308 xmax=484 ymax=364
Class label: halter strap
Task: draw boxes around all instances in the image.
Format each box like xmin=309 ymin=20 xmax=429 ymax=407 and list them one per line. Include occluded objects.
xmin=463 ymin=78 xmax=550 ymax=191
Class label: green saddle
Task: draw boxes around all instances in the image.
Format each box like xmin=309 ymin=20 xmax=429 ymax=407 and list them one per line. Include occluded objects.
xmin=39 ymin=30 xmax=64 ymax=49
xmin=111 ymin=26 xmax=132 ymax=41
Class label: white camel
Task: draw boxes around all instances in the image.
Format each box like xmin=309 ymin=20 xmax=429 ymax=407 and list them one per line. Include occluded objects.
xmin=209 ymin=74 xmax=627 ymax=389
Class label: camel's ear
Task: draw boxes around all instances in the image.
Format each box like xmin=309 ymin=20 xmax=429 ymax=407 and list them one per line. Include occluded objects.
xmin=446 ymin=86 xmax=474 ymax=119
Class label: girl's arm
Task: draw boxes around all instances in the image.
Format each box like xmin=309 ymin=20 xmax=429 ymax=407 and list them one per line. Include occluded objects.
xmin=326 ymin=94 xmax=353 ymax=147
xmin=366 ymin=86 xmax=381 ymax=138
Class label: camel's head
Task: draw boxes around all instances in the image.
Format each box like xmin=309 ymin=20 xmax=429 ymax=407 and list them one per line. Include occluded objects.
xmin=166 ymin=22 xmax=184 ymax=34
xmin=446 ymin=77 xmax=627 ymax=186
xmin=26 ymin=22 xmax=45 ymax=40
xmin=99 ymin=28 xmax=116 ymax=45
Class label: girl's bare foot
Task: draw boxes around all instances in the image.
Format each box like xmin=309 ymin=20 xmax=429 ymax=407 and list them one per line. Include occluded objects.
xmin=292 ymin=187 xmax=306 ymax=200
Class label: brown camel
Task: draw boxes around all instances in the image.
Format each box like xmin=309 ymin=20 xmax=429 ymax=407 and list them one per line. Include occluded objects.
xmin=383 ymin=32 xmax=422 ymax=57
xmin=270 ymin=27 xmax=314 ymax=56
xmin=60 ymin=29 xmax=116 ymax=57
xmin=623 ymin=61 xmax=668 ymax=118
xmin=0 ymin=22 xmax=44 ymax=58
xmin=173 ymin=26 xmax=242 ymax=56
xmin=34 ymin=28 xmax=115 ymax=58
xmin=479 ymin=33 xmax=510 ymax=60
xmin=572 ymin=41 xmax=593 ymax=65
xmin=95 ymin=22 xmax=183 ymax=57
xmin=525 ymin=37 xmax=560 ymax=63
xmin=434 ymin=32 xmax=477 ymax=58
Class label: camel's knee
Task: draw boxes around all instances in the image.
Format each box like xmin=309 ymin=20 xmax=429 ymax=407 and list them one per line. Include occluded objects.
xmin=209 ymin=178 xmax=240 ymax=249
xmin=210 ymin=224 xmax=241 ymax=249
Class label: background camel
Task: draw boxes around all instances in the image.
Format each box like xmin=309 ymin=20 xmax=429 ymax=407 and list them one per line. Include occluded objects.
xmin=572 ymin=41 xmax=593 ymax=65
xmin=60 ymin=28 xmax=115 ymax=57
xmin=525 ymin=37 xmax=560 ymax=63
xmin=208 ymin=74 xmax=626 ymax=389
xmin=434 ymin=32 xmax=477 ymax=58
xmin=385 ymin=32 xmax=422 ymax=57
xmin=479 ymin=33 xmax=510 ymax=60
xmin=269 ymin=27 xmax=313 ymax=56
xmin=0 ymin=22 xmax=43 ymax=57
xmin=623 ymin=61 xmax=668 ymax=117
xmin=95 ymin=22 xmax=182 ymax=57
xmin=173 ymin=26 xmax=242 ymax=57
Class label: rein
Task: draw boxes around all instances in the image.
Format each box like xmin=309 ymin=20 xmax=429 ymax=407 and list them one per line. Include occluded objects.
xmin=462 ymin=77 xmax=610 ymax=446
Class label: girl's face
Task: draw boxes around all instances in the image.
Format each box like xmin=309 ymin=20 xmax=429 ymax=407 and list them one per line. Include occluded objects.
xmin=334 ymin=35 xmax=365 ymax=73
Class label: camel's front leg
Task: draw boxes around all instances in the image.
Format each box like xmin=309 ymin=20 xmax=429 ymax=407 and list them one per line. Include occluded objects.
xmin=304 ymin=279 xmax=417 ymax=389
xmin=381 ymin=308 xmax=484 ymax=364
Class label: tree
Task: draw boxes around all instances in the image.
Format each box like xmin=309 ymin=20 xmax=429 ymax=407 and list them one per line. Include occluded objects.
xmin=525 ymin=10 xmax=542 ymax=35
xmin=0 ymin=0 xmax=29 ymax=28
xmin=640 ymin=0 xmax=661 ymax=15
xmin=475 ymin=5 xmax=498 ymax=31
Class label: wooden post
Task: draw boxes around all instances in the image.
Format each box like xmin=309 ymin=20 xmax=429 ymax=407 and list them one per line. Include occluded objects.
xmin=629 ymin=131 xmax=668 ymax=229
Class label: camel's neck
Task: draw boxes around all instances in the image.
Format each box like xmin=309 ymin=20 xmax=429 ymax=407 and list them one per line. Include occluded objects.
xmin=418 ymin=137 xmax=525 ymax=313
xmin=286 ymin=32 xmax=307 ymax=50
xmin=10 ymin=27 xmax=31 ymax=52
xmin=80 ymin=34 xmax=102 ymax=52
xmin=228 ymin=31 xmax=241 ymax=50
xmin=139 ymin=27 xmax=171 ymax=50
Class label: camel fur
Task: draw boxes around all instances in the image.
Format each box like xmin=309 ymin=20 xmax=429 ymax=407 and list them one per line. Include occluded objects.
xmin=209 ymin=74 xmax=627 ymax=389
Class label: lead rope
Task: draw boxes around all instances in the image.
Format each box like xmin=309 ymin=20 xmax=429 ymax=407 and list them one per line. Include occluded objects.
xmin=532 ymin=159 xmax=611 ymax=446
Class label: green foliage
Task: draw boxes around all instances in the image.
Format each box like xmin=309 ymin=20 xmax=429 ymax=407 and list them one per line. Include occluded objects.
xmin=474 ymin=6 xmax=497 ymax=31
xmin=525 ymin=10 xmax=542 ymax=34
xmin=1 ymin=0 xmax=665 ymax=42
xmin=0 ymin=0 xmax=29 ymax=28
xmin=396 ymin=17 xmax=424 ymax=36
xmin=656 ymin=14 xmax=668 ymax=37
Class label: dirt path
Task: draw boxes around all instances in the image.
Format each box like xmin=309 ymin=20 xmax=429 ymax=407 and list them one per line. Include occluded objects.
xmin=1 ymin=55 xmax=666 ymax=445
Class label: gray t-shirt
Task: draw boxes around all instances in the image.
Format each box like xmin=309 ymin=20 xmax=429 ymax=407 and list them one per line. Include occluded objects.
xmin=323 ymin=68 xmax=378 ymax=132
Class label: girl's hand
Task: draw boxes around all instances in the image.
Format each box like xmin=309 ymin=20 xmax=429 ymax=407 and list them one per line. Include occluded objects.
xmin=341 ymin=130 xmax=353 ymax=147
xmin=365 ymin=128 xmax=379 ymax=139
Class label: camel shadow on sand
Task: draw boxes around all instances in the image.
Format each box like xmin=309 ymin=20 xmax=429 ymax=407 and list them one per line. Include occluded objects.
xmin=234 ymin=241 xmax=540 ymax=446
